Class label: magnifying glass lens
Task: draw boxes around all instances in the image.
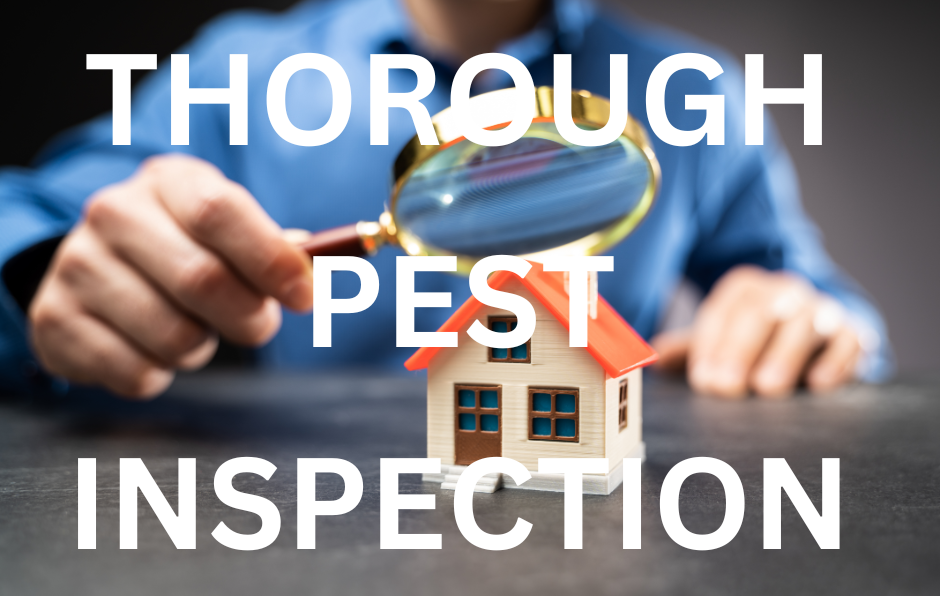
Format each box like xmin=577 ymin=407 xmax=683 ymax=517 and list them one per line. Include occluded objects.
xmin=394 ymin=121 xmax=652 ymax=257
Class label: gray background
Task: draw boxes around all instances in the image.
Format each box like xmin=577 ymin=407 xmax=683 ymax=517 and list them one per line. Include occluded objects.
xmin=1 ymin=0 xmax=936 ymax=371
xmin=613 ymin=0 xmax=939 ymax=372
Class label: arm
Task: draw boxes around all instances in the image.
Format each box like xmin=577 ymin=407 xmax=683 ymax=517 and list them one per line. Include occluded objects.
xmin=652 ymin=65 xmax=892 ymax=397
xmin=0 ymin=13 xmax=312 ymax=398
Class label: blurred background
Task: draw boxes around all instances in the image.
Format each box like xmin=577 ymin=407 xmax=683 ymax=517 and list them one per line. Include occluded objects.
xmin=1 ymin=0 xmax=936 ymax=373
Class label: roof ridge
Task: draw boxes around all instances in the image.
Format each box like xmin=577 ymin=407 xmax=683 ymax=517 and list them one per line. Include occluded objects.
xmin=404 ymin=261 xmax=657 ymax=377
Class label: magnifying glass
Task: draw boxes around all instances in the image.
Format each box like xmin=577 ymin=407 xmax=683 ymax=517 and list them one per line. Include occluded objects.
xmin=300 ymin=86 xmax=660 ymax=274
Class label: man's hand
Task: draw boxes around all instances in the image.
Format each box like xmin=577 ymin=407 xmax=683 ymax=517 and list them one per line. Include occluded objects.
xmin=651 ymin=266 xmax=862 ymax=398
xmin=28 ymin=154 xmax=313 ymax=399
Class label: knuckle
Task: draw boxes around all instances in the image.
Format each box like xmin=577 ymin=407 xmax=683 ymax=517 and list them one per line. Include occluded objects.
xmin=730 ymin=264 xmax=763 ymax=277
xmin=738 ymin=284 xmax=763 ymax=305
xmin=140 ymin=153 xmax=190 ymax=176
xmin=742 ymin=289 xmax=776 ymax=323
xmin=84 ymin=187 xmax=127 ymax=230
xmin=722 ymin=265 xmax=764 ymax=288
xmin=143 ymin=153 xmax=217 ymax=173
xmin=176 ymin=255 xmax=229 ymax=300
xmin=187 ymin=183 xmax=233 ymax=236
xmin=54 ymin=239 xmax=95 ymax=282
xmin=28 ymin=297 xmax=65 ymax=337
xmin=773 ymin=271 xmax=813 ymax=296
xmin=139 ymin=155 xmax=166 ymax=174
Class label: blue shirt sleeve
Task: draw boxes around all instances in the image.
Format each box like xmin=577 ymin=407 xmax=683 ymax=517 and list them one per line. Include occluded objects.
xmin=0 ymin=11 xmax=261 ymax=394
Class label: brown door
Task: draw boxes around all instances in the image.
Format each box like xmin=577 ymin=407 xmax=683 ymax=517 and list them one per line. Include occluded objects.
xmin=454 ymin=385 xmax=501 ymax=465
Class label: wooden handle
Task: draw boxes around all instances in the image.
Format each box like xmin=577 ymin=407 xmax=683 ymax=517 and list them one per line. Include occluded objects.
xmin=299 ymin=224 xmax=367 ymax=257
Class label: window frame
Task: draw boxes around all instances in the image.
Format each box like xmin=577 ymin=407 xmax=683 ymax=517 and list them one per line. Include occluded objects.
xmin=486 ymin=316 xmax=531 ymax=363
xmin=527 ymin=387 xmax=579 ymax=442
xmin=618 ymin=379 xmax=629 ymax=431
xmin=455 ymin=384 xmax=502 ymax=436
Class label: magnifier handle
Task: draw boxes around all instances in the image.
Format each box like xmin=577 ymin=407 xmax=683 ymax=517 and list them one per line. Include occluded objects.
xmin=300 ymin=223 xmax=368 ymax=257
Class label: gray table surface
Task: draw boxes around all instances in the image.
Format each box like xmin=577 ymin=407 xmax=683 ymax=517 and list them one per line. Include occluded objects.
xmin=1 ymin=371 xmax=938 ymax=596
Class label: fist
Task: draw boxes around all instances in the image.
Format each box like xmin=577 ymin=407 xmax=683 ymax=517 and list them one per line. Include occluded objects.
xmin=28 ymin=154 xmax=313 ymax=398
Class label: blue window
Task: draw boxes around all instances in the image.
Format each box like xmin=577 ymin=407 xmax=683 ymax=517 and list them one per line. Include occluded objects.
xmin=556 ymin=393 xmax=576 ymax=413
xmin=458 ymin=413 xmax=476 ymax=431
xmin=480 ymin=390 xmax=498 ymax=409
xmin=455 ymin=385 xmax=500 ymax=437
xmin=528 ymin=388 xmax=578 ymax=442
xmin=555 ymin=419 xmax=576 ymax=437
xmin=532 ymin=418 xmax=552 ymax=436
xmin=488 ymin=317 xmax=529 ymax=362
xmin=532 ymin=392 xmax=552 ymax=412
xmin=458 ymin=389 xmax=476 ymax=408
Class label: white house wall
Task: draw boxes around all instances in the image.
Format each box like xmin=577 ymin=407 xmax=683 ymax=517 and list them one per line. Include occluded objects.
xmin=426 ymin=278 xmax=608 ymax=471
xmin=604 ymin=368 xmax=643 ymax=472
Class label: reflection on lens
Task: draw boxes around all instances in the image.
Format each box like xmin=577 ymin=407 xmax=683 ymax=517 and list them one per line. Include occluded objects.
xmin=394 ymin=122 xmax=651 ymax=257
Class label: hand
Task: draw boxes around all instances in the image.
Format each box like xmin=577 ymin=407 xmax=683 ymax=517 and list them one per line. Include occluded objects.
xmin=651 ymin=266 xmax=862 ymax=398
xmin=28 ymin=154 xmax=313 ymax=399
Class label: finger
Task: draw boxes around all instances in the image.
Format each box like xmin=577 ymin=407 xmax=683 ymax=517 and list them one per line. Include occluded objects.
xmin=176 ymin=335 xmax=221 ymax=370
xmin=144 ymin=156 xmax=313 ymax=312
xmin=55 ymin=227 xmax=218 ymax=369
xmin=686 ymin=279 xmax=747 ymax=386
xmin=699 ymin=291 xmax=781 ymax=398
xmin=750 ymin=304 xmax=824 ymax=398
xmin=281 ymin=228 xmax=314 ymax=245
xmin=686 ymin=267 xmax=769 ymax=376
xmin=650 ymin=328 xmax=691 ymax=374
xmin=29 ymin=282 xmax=174 ymax=399
xmin=689 ymin=269 xmax=782 ymax=398
xmin=86 ymin=183 xmax=282 ymax=346
xmin=806 ymin=326 xmax=861 ymax=392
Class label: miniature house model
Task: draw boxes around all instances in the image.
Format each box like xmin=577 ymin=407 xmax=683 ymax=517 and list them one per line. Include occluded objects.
xmin=405 ymin=262 xmax=658 ymax=494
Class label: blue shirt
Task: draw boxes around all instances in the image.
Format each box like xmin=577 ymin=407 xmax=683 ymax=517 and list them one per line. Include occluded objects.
xmin=0 ymin=0 xmax=892 ymax=395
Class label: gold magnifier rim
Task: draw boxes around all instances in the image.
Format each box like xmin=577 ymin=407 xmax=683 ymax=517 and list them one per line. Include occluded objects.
xmin=385 ymin=86 xmax=661 ymax=274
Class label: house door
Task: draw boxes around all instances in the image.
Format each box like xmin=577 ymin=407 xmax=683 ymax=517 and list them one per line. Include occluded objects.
xmin=454 ymin=385 xmax=501 ymax=465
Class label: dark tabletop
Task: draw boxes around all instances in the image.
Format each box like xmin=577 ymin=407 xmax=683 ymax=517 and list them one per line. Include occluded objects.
xmin=0 ymin=371 xmax=938 ymax=596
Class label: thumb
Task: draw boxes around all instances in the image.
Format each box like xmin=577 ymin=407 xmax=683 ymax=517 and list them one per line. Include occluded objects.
xmin=650 ymin=327 xmax=692 ymax=375
xmin=281 ymin=228 xmax=314 ymax=246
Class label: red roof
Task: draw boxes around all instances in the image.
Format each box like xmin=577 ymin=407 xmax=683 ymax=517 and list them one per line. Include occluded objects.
xmin=404 ymin=262 xmax=658 ymax=377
